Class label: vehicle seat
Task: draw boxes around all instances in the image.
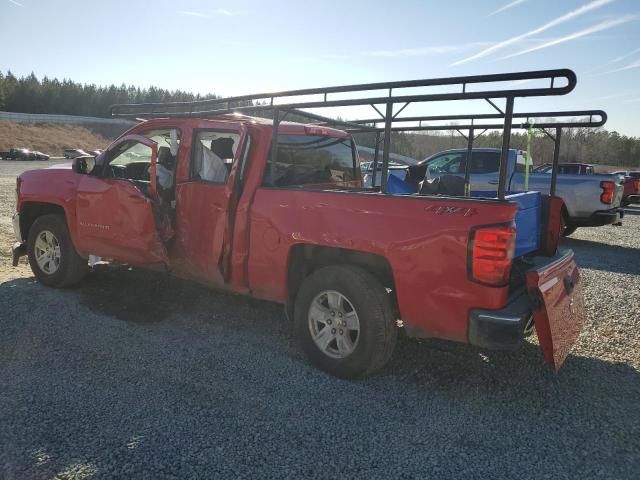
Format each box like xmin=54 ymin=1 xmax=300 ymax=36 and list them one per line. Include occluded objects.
xmin=211 ymin=138 xmax=235 ymax=172
xmin=156 ymin=146 xmax=176 ymax=204
xmin=419 ymin=175 xmax=465 ymax=196
xmin=420 ymin=177 xmax=440 ymax=195
xmin=437 ymin=175 xmax=465 ymax=196
xmin=157 ymin=146 xmax=175 ymax=170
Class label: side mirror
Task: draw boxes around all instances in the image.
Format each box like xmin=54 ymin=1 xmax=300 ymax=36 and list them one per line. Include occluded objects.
xmin=72 ymin=155 xmax=96 ymax=175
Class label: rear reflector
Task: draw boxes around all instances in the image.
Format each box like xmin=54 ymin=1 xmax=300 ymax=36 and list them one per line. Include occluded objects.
xmin=469 ymin=224 xmax=516 ymax=286
xmin=600 ymin=180 xmax=615 ymax=204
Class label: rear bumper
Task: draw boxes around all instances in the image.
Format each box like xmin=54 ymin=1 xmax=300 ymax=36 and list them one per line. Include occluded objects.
xmin=468 ymin=291 xmax=532 ymax=350
xmin=573 ymin=208 xmax=623 ymax=227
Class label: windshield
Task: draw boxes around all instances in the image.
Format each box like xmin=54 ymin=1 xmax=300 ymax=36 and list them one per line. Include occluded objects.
xmin=264 ymin=135 xmax=361 ymax=189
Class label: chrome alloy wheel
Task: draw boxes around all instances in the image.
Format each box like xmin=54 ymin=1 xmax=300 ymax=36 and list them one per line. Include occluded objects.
xmin=34 ymin=230 xmax=61 ymax=274
xmin=308 ymin=290 xmax=360 ymax=359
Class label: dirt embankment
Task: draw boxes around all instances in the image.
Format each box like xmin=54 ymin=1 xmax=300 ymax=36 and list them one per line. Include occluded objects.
xmin=0 ymin=122 xmax=127 ymax=156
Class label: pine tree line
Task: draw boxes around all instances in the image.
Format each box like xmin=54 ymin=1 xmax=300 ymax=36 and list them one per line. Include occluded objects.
xmin=0 ymin=70 xmax=217 ymax=117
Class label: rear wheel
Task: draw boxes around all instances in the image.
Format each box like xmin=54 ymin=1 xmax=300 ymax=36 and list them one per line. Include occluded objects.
xmin=27 ymin=214 xmax=88 ymax=287
xmin=294 ymin=265 xmax=397 ymax=379
xmin=560 ymin=212 xmax=578 ymax=237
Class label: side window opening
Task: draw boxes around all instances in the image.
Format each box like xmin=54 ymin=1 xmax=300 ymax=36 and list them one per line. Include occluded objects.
xmin=145 ymin=129 xmax=181 ymax=207
xmin=191 ymin=131 xmax=240 ymax=184
xmin=426 ymin=153 xmax=465 ymax=176
xmin=263 ymin=134 xmax=359 ymax=188
xmin=103 ymin=141 xmax=153 ymax=181
xmin=471 ymin=152 xmax=501 ymax=174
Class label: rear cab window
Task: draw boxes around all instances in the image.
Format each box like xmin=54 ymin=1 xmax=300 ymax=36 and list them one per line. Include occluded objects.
xmin=263 ymin=134 xmax=361 ymax=189
xmin=470 ymin=152 xmax=501 ymax=173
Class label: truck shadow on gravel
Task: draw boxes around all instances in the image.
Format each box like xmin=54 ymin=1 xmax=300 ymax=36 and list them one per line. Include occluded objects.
xmin=563 ymin=238 xmax=640 ymax=275
xmin=71 ymin=265 xmax=282 ymax=327
xmin=75 ymin=265 xmax=209 ymax=323
xmin=72 ymin=264 xmax=286 ymax=331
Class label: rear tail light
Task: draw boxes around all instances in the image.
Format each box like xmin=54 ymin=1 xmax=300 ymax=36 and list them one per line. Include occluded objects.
xmin=633 ymin=178 xmax=640 ymax=193
xmin=600 ymin=180 xmax=615 ymax=204
xmin=469 ymin=224 xmax=516 ymax=286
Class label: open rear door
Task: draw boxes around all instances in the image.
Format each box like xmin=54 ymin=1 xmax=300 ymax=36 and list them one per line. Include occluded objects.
xmin=526 ymin=249 xmax=585 ymax=369
xmin=75 ymin=135 xmax=168 ymax=267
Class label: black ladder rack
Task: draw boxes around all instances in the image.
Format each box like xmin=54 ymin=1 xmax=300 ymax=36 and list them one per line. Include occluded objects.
xmin=110 ymin=68 xmax=605 ymax=198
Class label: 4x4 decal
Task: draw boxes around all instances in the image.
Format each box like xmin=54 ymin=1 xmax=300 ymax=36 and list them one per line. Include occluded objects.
xmin=424 ymin=205 xmax=477 ymax=217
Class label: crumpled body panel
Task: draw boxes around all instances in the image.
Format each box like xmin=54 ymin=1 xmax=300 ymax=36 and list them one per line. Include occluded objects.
xmin=527 ymin=249 xmax=585 ymax=369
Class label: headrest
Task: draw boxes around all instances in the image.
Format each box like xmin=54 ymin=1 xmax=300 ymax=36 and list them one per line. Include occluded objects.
xmin=211 ymin=138 xmax=235 ymax=160
xmin=157 ymin=146 xmax=175 ymax=168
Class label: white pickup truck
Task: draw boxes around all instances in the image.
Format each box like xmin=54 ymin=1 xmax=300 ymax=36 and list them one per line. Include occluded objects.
xmin=404 ymin=148 xmax=624 ymax=236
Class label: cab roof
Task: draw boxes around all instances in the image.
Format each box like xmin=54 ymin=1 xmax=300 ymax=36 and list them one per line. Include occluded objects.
xmin=134 ymin=114 xmax=350 ymax=137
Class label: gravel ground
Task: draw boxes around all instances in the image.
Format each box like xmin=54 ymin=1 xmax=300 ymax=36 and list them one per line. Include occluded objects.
xmin=1 ymin=160 xmax=639 ymax=479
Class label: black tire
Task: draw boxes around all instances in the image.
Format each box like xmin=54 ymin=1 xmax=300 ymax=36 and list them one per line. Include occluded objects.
xmin=27 ymin=214 xmax=88 ymax=288
xmin=560 ymin=212 xmax=578 ymax=237
xmin=294 ymin=265 xmax=397 ymax=379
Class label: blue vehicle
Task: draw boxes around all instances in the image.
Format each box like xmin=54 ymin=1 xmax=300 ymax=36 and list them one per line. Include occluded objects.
xmin=405 ymin=148 xmax=624 ymax=236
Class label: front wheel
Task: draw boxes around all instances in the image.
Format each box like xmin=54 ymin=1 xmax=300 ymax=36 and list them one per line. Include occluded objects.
xmin=27 ymin=214 xmax=88 ymax=287
xmin=294 ymin=265 xmax=397 ymax=379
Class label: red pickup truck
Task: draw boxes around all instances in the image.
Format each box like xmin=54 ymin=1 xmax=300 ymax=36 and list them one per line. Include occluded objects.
xmin=11 ymin=113 xmax=585 ymax=378
xmin=612 ymin=171 xmax=640 ymax=206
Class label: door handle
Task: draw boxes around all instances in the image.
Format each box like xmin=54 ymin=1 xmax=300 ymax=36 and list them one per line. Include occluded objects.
xmin=488 ymin=180 xmax=499 ymax=185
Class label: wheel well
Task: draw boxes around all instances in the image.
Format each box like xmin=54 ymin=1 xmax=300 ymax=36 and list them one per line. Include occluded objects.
xmin=20 ymin=202 xmax=66 ymax=242
xmin=286 ymin=244 xmax=396 ymax=317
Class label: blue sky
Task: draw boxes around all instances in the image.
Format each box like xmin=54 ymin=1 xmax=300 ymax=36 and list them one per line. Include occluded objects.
xmin=1 ymin=0 xmax=639 ymax=135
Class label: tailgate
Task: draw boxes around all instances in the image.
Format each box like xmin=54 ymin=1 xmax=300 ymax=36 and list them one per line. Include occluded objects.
xmin=526 ymin=249 xmax=585 ymax=369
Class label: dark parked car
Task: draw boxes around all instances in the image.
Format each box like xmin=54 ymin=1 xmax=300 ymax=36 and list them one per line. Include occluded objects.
xmin=31 ymin=151 xmax=50 ymax=161
xmin=1 ymin=148 xmax=35 ymax=160
xmin=63 ymin=148 xmax=89 ymax=159
xmin=1 ymin=149 xmax=50 ymax=161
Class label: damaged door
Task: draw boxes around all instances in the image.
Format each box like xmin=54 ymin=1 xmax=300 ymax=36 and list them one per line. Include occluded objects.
xmin=526 ymin=249 xmax=585 ymax=369
xmin=75 ymin=134 xmax=168 ymax=267
xmin=172 ymin=124 xmax=249 ymax=285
